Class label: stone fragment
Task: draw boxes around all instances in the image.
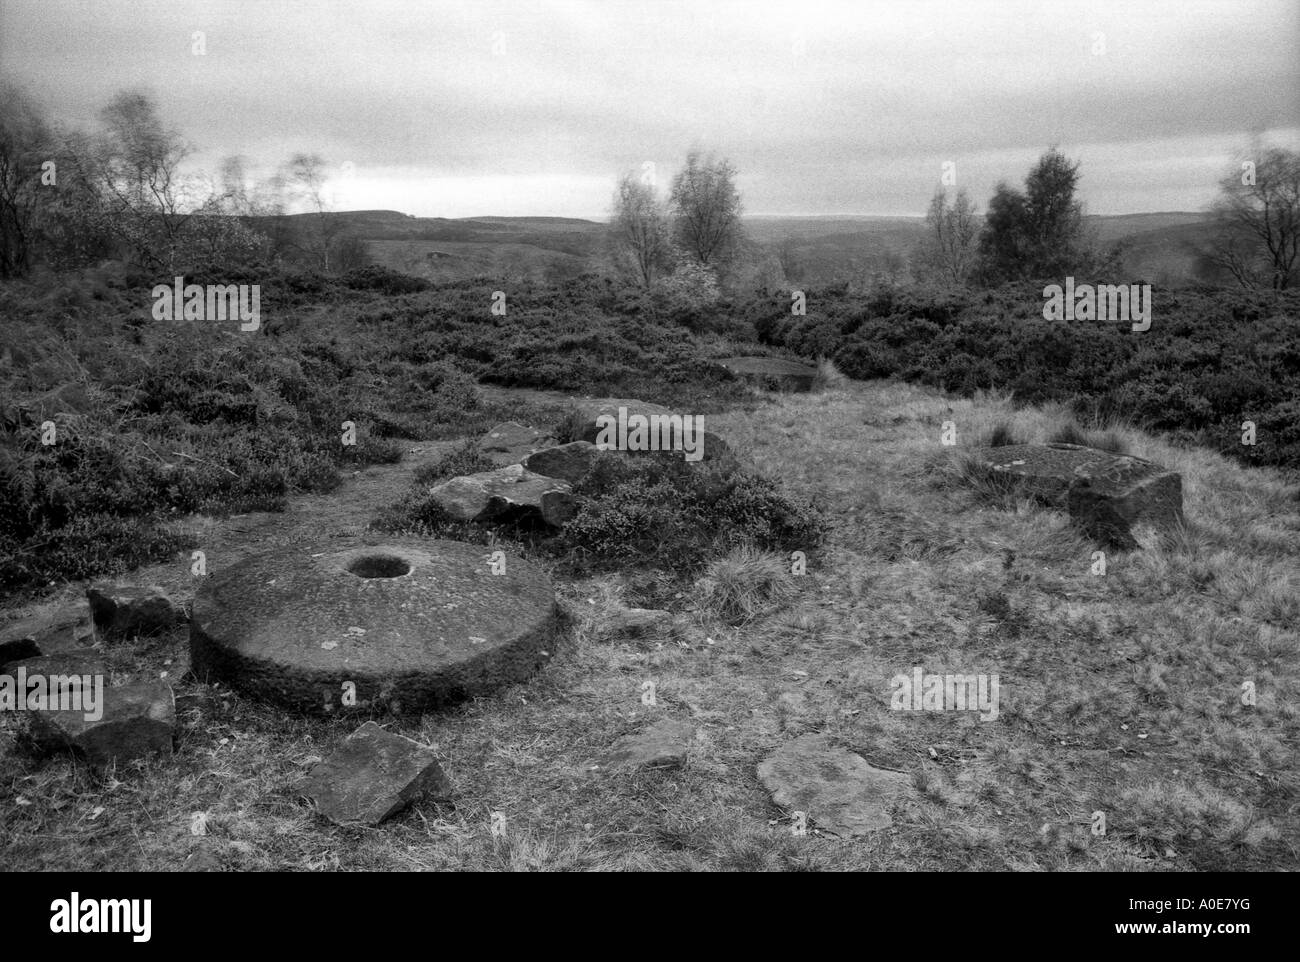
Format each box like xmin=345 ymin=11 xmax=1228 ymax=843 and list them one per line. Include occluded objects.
xmin=970 ymin=443 xmax=1183 ymax=549
xmin=428 ymin=464 xmax=577 ymax=528
xmin=300 ymin=721 xmax=451 ymax=825
xmin=757 ymin=734 xmax=913 ymax=837
xmin=1067 ymin=454 xmax=1185 ymax=550
xmin=522 ymin=441 xmax=604 ymax=485
xmin=26 ymin=680 xmax=175 ymax=768
xmin=585 ymin=718 xmax=694 ymax=774
xmin=476 ymin=421 xmax=555 ymax=466
xmin=568 ymin=399 xmax=736 ymax=467
xmin=0 ymin=603 xmax=95 ymax=666
xmin=87 ymin=584 xmax=186 ymax=637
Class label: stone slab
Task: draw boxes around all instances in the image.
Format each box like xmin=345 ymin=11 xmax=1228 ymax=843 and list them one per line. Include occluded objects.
xmin=300 ymin=721 xmax=451 ymax=825
xmin=757 ymin=734 xmax=912 ymax=837
xmin=971 ymin=443 xmax=1184 ymax=548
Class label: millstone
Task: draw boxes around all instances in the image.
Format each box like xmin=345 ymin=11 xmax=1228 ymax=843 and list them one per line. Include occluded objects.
xmin=190 ymin=538 xmax=559 ymax=715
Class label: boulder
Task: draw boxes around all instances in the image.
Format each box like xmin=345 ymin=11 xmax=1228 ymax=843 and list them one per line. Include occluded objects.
xmin=300 ymin=721 xmax=451 ymax=825
xmin=568 ymin=399 xmax=735 ymax=467
xmin=971 ymin=443 xmax=1184 ymax=549
xmin=715 ymin=356 xmax=817 ymax=392
xmin=585 ymin=718 xmax=694 ymax=774
xmin=0 ymin=603 xmax=96 ymax=666
xmin=522 ymin=441 xmax=605 ymax=485
xmin=26 ymin=679 xmax=175 ymax=768
xmin=757 ymin=734 xmax=913 ymax=837
xmin=1067 ymin=454 xmax=1186 ymax=550
xmin=428 ymin=464 xmax=577 ymax=528
xmin=87 ymin=584 xmax=186 ymax=637
xmin=476 ymin=421 xmax=555 ymax=466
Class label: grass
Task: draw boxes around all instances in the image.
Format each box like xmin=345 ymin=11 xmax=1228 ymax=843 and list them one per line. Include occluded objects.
xmin=2 ymin=377 xmax=1297 ymax=870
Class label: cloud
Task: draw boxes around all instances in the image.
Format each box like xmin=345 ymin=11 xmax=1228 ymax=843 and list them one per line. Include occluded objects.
xmin=2 ymin=0 xmax=1296 ymax=215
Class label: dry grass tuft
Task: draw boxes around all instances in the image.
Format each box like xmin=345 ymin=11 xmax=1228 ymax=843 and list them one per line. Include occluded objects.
xmin=694 ymin=544 xmax=800 ymax=625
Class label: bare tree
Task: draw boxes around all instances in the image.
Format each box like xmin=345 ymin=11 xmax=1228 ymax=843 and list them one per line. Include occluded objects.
xmin=92 ymin=90 xmax=197 ymax=270
xmin=668 ymin=150 xmax=743 ymax=273
xmin=1205 ymin=145 xmax=1300 ymax=290
xmin=609 ymin=171 xmax=669 ymax=287
xmin=285 ymin=153 xmax=343 ymax=272
xmin=0 ymin=81 xmax=53 ymax=277
xmin=917 ymin=186 xmax=980 ymax=285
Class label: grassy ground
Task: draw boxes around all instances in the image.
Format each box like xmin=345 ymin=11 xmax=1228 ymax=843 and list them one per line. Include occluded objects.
xmin=2 ymin=377 xmax=1296 ymax=871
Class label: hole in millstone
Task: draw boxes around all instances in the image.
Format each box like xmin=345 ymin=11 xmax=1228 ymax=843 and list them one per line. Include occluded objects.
xmin=347 ymin=554 xmax=412 ymax=579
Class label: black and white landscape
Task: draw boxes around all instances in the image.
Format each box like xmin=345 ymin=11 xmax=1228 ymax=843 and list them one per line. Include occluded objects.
xmin=0 ymin=0 xmax=1297 ymax=886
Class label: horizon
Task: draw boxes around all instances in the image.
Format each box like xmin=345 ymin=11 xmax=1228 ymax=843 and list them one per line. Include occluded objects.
xmin=2 ymin=0 xmax=1297 ymax=219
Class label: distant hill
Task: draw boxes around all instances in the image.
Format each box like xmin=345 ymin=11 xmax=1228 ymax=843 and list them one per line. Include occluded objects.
xmin=293 ymin=209 xmax=1216 ymax=287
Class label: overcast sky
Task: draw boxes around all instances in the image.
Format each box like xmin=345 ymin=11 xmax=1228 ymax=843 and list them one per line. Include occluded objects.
xmin=2 ymin=0 xmax=1297 ymax=217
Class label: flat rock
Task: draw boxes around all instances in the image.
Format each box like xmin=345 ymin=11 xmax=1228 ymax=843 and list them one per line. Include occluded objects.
xmin=87 ymin=584 xmax=186 ymax=637
xmin=522 ymin=441 xmax=605 ymax=485
xmin=757 ymin=734 xmax=913 ymax=837
xmin=4 ymin=648 xmax=110 ymax=678
xmin=972 ymin=443 xmax=1183 ymax=548
xmin=606 ymin=607 xmax=672 ymax=637
xmin=477 ymin=421 xmax=555 ymax=466
xmin=586 ymin=717 xmax=694 ymax=773
xmin=715 ymin=356 xmax=817 ymax=391
xmin=27 ymin=679 xmax=175 ymax=768
xmin=190 ymin=538 xmax=560 ymax=715
xmin=0 ymin=603 xmax=95 ymax=666
xmin=427 ymin=464 xmax=577 ymax=528
xmin=570 ymin=399 xmax=735 ymax=467
xmin=300 ymin=721 xmax=451 ymax=825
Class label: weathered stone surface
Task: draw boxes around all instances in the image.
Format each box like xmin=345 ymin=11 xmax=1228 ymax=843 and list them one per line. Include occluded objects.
xmin=522 ymin=441 xmax=604 ymax=485
xmin=428 ymin=464 xmax=577 ymax=528
xmin=300 ymin=721 xmax=451 ymax=825
xmin=757 ymin=734 xmax=913 ymax=837
xmin=715 ymin=356 xmax=817 ymax=392
xmin=570 ymin=399 xmax=735 ymax=467
xmin=0 ymin=603 xmax=95 ymax=666
xmin=87 ymin=584 xmax=186 ymax=637
xmin=971 ymin=443 xmax=1183 ymax=549
xmin=477 ymin=421 xmax=555 ymax=466
xmin=606 ymin=607 xmax=672 ymax=637
xmin=1067 ymin=454 xmax=1185 ymax=550
xmin=571 ymin=398 xmax=675 ymax=444
xmin=27 ymin=680 xmax=175 ymax=768
xmin=190 ymin=538 xmax=560 ymax=715
xmin=586 ymin=718 xmax=694 ymax=773
xmin=4 ymin=648 xmax=110 ymax=678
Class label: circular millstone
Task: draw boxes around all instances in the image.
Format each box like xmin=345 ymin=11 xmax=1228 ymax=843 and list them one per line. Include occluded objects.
xmin=190 ymin=538 xmax=559 ymax=715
